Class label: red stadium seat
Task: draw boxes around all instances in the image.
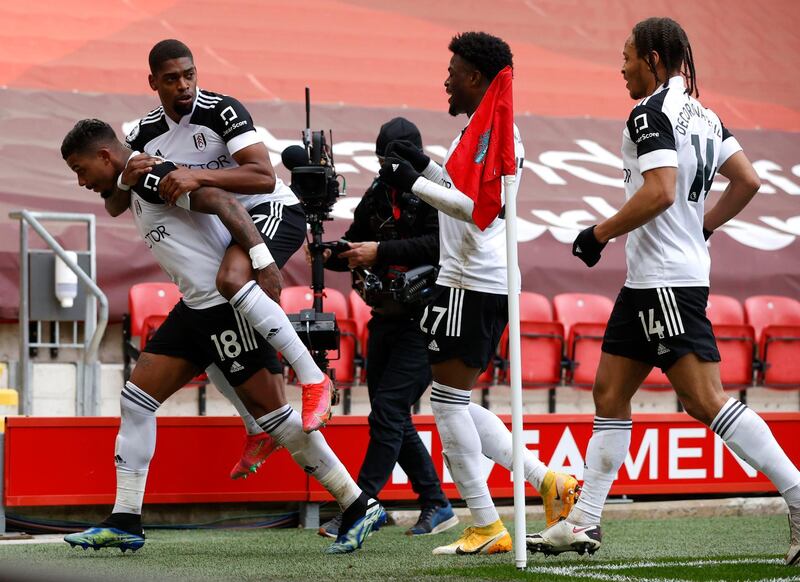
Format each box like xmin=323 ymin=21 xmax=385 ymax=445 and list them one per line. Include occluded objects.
xmin=487 ymin=293 xmax=561 ymax=409
xmin=348 ymin=290 xmax=372 ymax=376
xmin=519 ymin=291 xmax=554 ymax=321
xmin=745 ymin=295 xmax=800 ymax=387
xmin=568 ymin=322 xmax=607 ymax=387
xmin=704 ymin=294 xmax=755 ymax=388
xmin=553 ymin=293 xmax=614 ymax=387
xmin=127 ymin=282 xmax=182 ymax=341
xmin=744 ymin=295 xmax=800 ymax=340
xmin=327 ymin=318 xmax=358 ymax=387
xmin=281 ymin=286 xmax=349 ymax=320
xmin=714 ymin=324 xmax=756 ymax=387
xmin=499 ymin=293 xmax=563 ymax=387
xmin=553 ymin=293 xmax=614 ymax=340
xmin=761 ymin=325 xmax=800 ymax=387
xmin=516 ymin=321 xmax=565 ymax=387
xmin=124 ymin=282 xmax=182 ymax=381
xmin=123 ymin=282 xmax=207 ymax=414
xmin=282 ymin=286 xmax=357 ymax=410
xmin=706 ymin=294 xmax=745 ymax=325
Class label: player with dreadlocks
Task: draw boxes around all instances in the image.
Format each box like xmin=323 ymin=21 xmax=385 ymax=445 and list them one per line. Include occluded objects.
xmin=527 ymin=17 xmax=800 ymax=565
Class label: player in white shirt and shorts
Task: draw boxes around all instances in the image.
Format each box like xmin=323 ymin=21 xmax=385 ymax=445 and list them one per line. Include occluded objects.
xmin=60 ymin=119 xmax=387 ymax=554
xmin=110 ymin=39 xmax=334 ymax=478
xmin=379 ymin=32 xmax=581 ymax=556
xmin=527 ymin=18 xmax=800 ymax=565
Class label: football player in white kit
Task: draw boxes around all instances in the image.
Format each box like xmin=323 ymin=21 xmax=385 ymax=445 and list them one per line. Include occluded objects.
xmin=60 ymin=120 xmax=387 ymax=554
xmin=527 ymin=18 xmax=800 ymax=565
xmin=106 ymin=39 xmax=334 ymax=479
xmin=379 ymin=32 xmax=580 ymax=556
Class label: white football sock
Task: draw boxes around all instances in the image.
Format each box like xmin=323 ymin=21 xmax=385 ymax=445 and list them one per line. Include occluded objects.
xmin=257 ymin=405 xmax=360 ymax=510
xmin=711 ymin=398 xmax=800 ymax=504
xmin=468 ymin=402 xmax=550 ymax=490
xmin=205 ymin=364 xmax=262 ymax=435
xmin=430 ymin=382 xmax=498 ymax=527
xmin=112 ymin=382 xmax=160 ymax=515
xmin=570 ymin=417 xmax=632 ymax=527
xmin=230 ymin=282 xmax=324 ymax=384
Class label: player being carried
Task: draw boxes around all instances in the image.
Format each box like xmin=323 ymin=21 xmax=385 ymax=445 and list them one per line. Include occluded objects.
xmin=379 ymin=32 xmax=580 ymax=556
xmin=60 ymin=119 xmax=386 ymax=554
xmin=526 ymin=18 xmax=800 ymax=566
xmin=110 ymin=39 xmax=330 ymax=480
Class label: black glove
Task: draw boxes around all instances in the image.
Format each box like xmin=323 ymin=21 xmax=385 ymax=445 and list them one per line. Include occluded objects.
xmin=384 ymin=140 xmax=430 ymax=172
xmin=703 ymin=227 xmax=713 ymax=241
xmin=379 ymin=157 xmax=422 ymax=193
xmin=572 ymin=225 xmax=607 ymax=267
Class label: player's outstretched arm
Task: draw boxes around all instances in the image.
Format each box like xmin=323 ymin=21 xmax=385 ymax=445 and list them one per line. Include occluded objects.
xmin=158 ymin=143 xmax=276 ymax=204
xmin=702 ymin=151 xmax=761 ymax=235
xmin=185 ymin=187 xmax=282 ymax=302
xmin=384 ymin=139 xmax=445 ymax=183
xmin=378 ymin=158 xmax=474 ymax=222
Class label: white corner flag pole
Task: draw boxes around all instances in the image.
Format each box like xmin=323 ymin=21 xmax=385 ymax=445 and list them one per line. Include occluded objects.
xmin=503 ymin=174 xmax=527 ymax=570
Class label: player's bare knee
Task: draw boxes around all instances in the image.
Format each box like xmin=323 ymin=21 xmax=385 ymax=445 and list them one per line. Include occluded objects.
xmin=679 ymin=396 xmax=716 ymax=426
xmin=216 ymin=266 xmax=250 ymax=300
xmin=592 ymin=383 xmax=629 ymax=418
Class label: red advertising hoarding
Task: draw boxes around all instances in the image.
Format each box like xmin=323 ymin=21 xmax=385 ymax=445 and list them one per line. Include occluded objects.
xmin=5 ymin=414 xmax=799 ymax=507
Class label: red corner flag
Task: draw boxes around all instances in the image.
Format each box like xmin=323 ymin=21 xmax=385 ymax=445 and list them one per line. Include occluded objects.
xmin=445 ymin=65 xmax=516 ymax=231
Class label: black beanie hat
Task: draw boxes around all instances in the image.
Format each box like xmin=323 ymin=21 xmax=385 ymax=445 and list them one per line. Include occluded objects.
xmin=375 ymin=117 xmax=423 ymax=156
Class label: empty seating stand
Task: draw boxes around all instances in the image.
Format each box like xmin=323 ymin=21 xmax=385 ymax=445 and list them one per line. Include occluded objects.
xmin=348 ymin=290 xmax=372 ymax=382
xmin=706 ymin=294 xmax=756 ymax=390
xmin=553 ymin=293 xmax=614 ymax=388
xmin=745 ymin=295 xmax=800 ymax=388
xmin=123 ymin=282 xmax=208 ymax=414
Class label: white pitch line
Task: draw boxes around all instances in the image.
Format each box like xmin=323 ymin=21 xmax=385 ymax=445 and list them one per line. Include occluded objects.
xmin=527 ymin=557 xmax=785 ymax=582
xmin=0 ymin=534 xmax=65 ymax=545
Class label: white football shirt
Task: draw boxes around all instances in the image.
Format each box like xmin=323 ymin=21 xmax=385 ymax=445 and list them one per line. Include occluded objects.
xmin=435 ymin=123 xmax=524 ymax=295
xmin=622 ymin=76 xmax=741 ymax=288
xmin=129 ymin=162 xmax=231 ymax=309
xmin=126 ymin=88 xmax=298 ymax=208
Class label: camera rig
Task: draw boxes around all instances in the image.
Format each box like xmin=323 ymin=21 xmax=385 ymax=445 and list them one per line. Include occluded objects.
xmin=284 ymin=88 xmax=345 ymax=404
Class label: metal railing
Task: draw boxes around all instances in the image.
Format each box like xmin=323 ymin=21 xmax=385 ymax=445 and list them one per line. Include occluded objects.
xmin=10 ymin=210 xmax=108 ymax=416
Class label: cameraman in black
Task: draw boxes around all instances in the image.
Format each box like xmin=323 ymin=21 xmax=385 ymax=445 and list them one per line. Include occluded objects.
xmin=317 ymin=118 xmax=457 ymax=538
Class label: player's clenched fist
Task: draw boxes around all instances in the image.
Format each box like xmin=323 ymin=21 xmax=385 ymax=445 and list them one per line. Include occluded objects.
xmin=572 ymin=225 xmax=607 ymax=268
xmin=378 ymin=157 xmax=422 ymax=193
xmin=384 ymin=140 xmax=430 ymax=172
xmin=160 ymin=166 xmax=202 ymax=205
xmin=120 ymin=153 xmax=160 ymax=190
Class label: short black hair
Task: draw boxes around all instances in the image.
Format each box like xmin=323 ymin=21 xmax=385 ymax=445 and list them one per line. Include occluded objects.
xmin=632 ymin=17 xmax=698 ymax=97
xmin=61 ymin=119 xmax=118 ymax=160
xmin=148 ymin=39 xmax=194 ymax=74
xmin=449 ymin=32 xmax=513 ymax=81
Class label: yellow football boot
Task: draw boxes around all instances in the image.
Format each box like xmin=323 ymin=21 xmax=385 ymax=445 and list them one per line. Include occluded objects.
xmin=539 ymin=470 xmax=581 ymax=527
xmin=432 ymin=519 xmax=512 ymax=555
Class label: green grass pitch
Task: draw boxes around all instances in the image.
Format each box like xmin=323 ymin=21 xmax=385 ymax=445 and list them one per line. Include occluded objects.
xmin=0 ymin=514 xmax=795 ymax=581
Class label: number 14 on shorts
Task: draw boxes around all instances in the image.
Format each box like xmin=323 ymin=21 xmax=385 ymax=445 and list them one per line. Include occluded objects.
xmin=638 ymin=308 xmax=665 ymax=341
